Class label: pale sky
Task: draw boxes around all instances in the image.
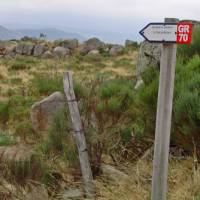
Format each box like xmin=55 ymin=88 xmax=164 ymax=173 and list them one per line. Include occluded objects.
xmin=0 ymin=0 xmax=199 ymax=43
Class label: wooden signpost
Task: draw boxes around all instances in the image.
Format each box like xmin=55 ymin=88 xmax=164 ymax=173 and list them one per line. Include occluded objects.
xmin=139 ymin=18 xmax=193 ymax=200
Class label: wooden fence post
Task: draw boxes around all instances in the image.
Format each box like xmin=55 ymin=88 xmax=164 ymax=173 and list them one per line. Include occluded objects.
xmin=151 ymin=18 xmax=179 ymax=200
xmin=63 ymin=71 xmax=95 ymax=198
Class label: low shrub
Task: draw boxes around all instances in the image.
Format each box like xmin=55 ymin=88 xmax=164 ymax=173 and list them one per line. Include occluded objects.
xmin=171 ymin=56 xmax=200 ymax=152
xmin=9 ymin=77 xmax=22 ymax=85
xmin=41 ymin=107 xmax=70 ymax=154
xmin=10 ymin=61 xmax=27 ymax=70
xmin=30 ymin=73 xmax=63 ymax=96
xmin=83 ymin=54 xmax=103 ymax=63
xmin=0 ymin=95 xmax=34 ymax=127
xmin=8 ymin=95 xmax=34 ymax=120
xmin=178 ymin=26 xmax=200 ymax=61
xmin=41 ymin=106 xmax=79 ymax=167
xmin=0 ymin=133 xmax=16 ymax=146
xmin=113 ymin=58 xmax=133 ymax=68
xmin=9 ymin=57 xmax=39 ymax=70
xmin=97 ymin=79 xmax=134 ymax=115
xmin=133 ymin=55 xmax=200 ymax=155
xmin=15 ymin=120 xmax=35 ymax=141
xmin=0 ymin=101 xmax=9 ymax=126
xmin=5 ymin=153 xmax=51 ymax=185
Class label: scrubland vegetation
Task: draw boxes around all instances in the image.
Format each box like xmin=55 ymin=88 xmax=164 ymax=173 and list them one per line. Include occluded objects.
xmin=0 ymin=27 xmax=199 ymax=199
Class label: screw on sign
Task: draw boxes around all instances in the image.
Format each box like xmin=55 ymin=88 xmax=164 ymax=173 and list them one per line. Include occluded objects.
xmin=176 ymin=23 xmax=193 ymax=44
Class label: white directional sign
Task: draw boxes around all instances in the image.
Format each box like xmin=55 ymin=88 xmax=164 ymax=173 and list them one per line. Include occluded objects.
xmin=139 ymin=23 xmax=193 ymax=44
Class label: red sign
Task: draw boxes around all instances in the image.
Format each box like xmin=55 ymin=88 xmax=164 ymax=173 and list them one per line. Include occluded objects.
xmin=176 ymin=23 xmax=193 ymax=44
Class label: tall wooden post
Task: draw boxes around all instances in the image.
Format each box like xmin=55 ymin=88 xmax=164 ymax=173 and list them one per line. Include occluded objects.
xmin=151 ymin=18 xmax=178 ymax=200
xmin=63 ymin=71 xmax=95 ymax=198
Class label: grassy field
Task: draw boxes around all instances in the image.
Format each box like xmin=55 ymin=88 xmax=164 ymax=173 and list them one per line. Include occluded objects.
xmin=0 ymin=45 xmax=200 ymax=200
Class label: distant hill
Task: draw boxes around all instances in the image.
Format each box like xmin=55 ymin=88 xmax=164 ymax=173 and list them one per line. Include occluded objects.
xmin=16 ymin=28 xmax=85 ymax=41
xmin=0 ymin=25 xmax=21 ymax=40
xmin=0 ymin=25 xmax=85 ymax=41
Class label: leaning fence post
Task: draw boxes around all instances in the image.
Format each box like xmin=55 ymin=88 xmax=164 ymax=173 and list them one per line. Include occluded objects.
xmin=63 ymin=71 xmax=95 ymax=198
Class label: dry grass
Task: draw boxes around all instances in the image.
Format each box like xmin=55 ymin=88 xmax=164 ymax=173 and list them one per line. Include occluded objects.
xmin=1 ymin=51 xmax=199 ymax=200
xmin=1 ymin=156 xmax=199 ymax=200
xmin=95 ymin=157 xmax=200 ymax=200
xmin=100 ymin=66 xmax=132 ymax=76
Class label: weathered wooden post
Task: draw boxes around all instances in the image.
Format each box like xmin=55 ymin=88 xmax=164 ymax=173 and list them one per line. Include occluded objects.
xmin=139 ymin=18 xmax=193 ymax=199
xmin=63 ymin=71 xmax=95 ymax=198
xmin=151 ymin=18 xmax=178 ymax=200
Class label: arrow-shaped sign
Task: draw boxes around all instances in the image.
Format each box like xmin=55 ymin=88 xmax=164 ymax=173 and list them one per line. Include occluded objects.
xmin=139 ymin=23 xmax=193 ymax=44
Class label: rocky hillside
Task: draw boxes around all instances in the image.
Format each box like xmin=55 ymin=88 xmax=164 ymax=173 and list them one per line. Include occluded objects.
xmin=0 ymin=37 xmax=138 ymax=59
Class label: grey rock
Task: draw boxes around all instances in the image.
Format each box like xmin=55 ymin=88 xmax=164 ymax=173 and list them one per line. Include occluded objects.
xmin=53 ymin=46 xmax=70 ymax=59
xmin=109 ymin=45 xmax=124 ymax=56
xmin=134 ymin=78 xmax=144 ymax=90
xmin=101 ymin=164 xmax=129 ymax=182
xmin=136 ymin=41 xmax=162 ymax=77
xmin=62 ymin=188 xmax=84 ymax=199
xmin=30 ymin=92 xmax=65 ymax=132
xmin=0 ymin=41 xmax=17 ymax=56
xmin=80 ymin=37 xmax=105 ymax=55
xmin=5 ymin=46 xmax=16 ymax=58
xmin=33 ymin=44 xmax=46 ymax=57
xmin=60 ymin=39 xmax=78 ymax=50
xmin=88 ymin=49 xmax=100 ymax=55
xmin=41 ymin=50 xmax=54 ymax=59
xmin=23 ymin=44 xmax=34 ymax=56
xmin=15 ymin=43 xmax=24 ymax=54
xmin=4 ymin=52 xmax=16 ymax=59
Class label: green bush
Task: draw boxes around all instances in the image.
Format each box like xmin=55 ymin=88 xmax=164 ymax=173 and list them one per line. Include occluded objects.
xmin=172 ymin=56 xmax=200 ymax=147
xmin=0 ymin=95 xmax=35 ymax=126
xmin=0 ymin=133 xmax=16 ymax=146
xmin=10 ymin=62 xmax=27 ymax=70
xmin=113 ymin=58 xmax=133 ymax=68
xmin=8 ymin=95 xmax=34 ymax=120
xmin=9 ymin=77 xmax=22 ymax=85
xmin=120 ymin=127 xmax=133 ymax=143
xmin=97 ymin=79 xmax=134 ymax=114
xmin=15 ymin=120 xmax=35 ymax=141
xmin=178 ymin=26 xmax=200 ymax=60
xmin=42 ymin=107 xmax=69 ymax=154
xmin=133 ymin=55 xmax=200 ymax=152
xmin=98 ymin=47 xmax=110 ymax=57
xmin=74 ymin=81 xmax=88 ymax=100
xmin=195 ymin=194 xmax=200 ymax=200
xmin=31 ymin=73 xmax=63 ymax=95
xmin=9 ymin=57 xmax=39 ymax=70
xmin=0 ymin=102 xmax=9 ymax=124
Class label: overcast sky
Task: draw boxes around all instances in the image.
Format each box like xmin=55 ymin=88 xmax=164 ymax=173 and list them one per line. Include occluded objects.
xmin=0 ymin=0 xmax=199 ymax=43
